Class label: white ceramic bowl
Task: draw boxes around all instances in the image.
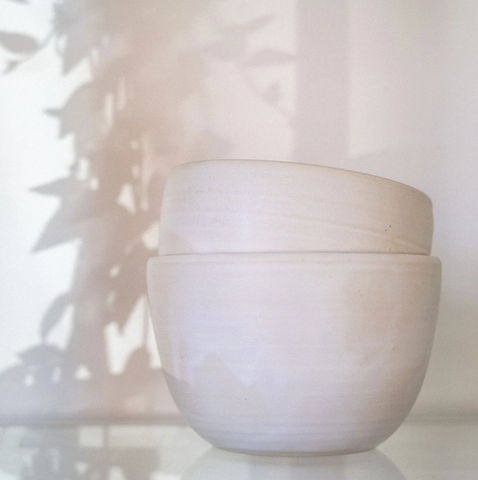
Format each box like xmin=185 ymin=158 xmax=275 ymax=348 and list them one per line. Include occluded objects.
xmin=158 ymin=160 xmax=433 ymax=255
xmin=147 ymin=253 xmax=441 ymax=456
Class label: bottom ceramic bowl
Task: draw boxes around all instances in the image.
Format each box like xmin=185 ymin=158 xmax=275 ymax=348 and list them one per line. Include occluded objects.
xmin=147 ymin=253 xmax=441 ymax=456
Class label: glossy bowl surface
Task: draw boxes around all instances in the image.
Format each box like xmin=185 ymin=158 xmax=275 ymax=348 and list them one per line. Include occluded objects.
xmin=158 ymin=160 xmax=433 ymax=255
xmin=147 ymin=252 xmax=441 ymax=455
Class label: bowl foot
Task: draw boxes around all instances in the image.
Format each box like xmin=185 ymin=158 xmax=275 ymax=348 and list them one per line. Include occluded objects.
xmin=216 ymin=445 xmax=376 ymax=457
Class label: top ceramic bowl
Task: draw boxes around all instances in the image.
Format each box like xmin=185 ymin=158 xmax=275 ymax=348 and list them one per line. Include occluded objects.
xmin=157 ymin=160 xmax=433 ymax=255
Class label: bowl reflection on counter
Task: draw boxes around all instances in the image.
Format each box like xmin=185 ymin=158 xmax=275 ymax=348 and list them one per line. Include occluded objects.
xmin=182 ymin=447 xmax=405 ymax=480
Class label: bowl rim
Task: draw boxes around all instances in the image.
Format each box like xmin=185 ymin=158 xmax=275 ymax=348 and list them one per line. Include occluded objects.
xmin=148 ymin=252 xmax=441 ymax=266
xmin=169 ymin=159 xmax=432 ymax=204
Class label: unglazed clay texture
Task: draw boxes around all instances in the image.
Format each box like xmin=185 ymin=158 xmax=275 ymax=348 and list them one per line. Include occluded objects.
xmin=147 ymin=253 xmax=441 ymax=456
xmin=158 ymin=160 xmax=433 ymax=255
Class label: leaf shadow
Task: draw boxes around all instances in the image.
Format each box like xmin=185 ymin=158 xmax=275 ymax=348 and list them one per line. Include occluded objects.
xmin=0 ymin=0 xmax=296 ymax=434
xmin=0 ymin=0 xmax=220 ymax=425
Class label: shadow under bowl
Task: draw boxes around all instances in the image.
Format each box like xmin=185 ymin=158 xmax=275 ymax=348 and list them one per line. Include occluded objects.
xmin=181 ymin=447 xmax=405 ymax=480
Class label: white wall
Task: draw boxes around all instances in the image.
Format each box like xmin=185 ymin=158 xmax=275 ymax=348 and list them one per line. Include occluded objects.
xmin=0 ymin=0 xmax=476 ymax=421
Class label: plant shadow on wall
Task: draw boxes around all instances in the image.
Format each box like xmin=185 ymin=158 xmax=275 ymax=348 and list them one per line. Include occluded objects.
xmin=0 ymin=0 xmax=295 ymax=427
xmin=0 ymin=0 xmax=214 ymax=422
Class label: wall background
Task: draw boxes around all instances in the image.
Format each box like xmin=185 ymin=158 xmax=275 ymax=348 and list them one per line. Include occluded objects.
xmin=0 ymin=0 xmax=476 ymax=422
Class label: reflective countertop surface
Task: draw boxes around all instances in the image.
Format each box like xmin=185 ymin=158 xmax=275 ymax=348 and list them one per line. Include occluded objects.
xmin=0 ymin=417 xmax=476 ymax=479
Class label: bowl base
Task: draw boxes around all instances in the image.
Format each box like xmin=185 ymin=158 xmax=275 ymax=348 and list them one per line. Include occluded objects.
xmin=217 ymin=445 xmax=376 ymax=458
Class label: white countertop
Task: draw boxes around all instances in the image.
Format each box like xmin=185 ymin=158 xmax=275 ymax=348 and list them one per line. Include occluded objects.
xmin=0 ymin=417 xmax=476 ymax=479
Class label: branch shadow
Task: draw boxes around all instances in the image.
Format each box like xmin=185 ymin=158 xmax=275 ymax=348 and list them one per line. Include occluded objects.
xmin=0 ymin=0 xmax=217 ymax=422
xmin=0 ymin=0 xmax=300 ymax=424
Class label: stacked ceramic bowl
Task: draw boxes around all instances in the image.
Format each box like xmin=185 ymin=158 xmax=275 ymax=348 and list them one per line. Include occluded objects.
xmin=147 ymin=160 xmax=441 ymax=456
